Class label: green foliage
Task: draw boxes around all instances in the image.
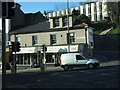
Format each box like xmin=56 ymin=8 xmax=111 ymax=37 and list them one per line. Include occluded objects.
xmin=107 ymin=28 xmax=120 ymax=35
xmin=91 ymin=21 xmax=114 ymax=31
xmin=72 ymin=9 xmax=91 ymax=25
xmin=72 ymin=9 xmax=80 ymax=16
xmin=77 ymin=14 xmax=89 ymax=21
xmin=77 ymin=14 xmax=90 ymax=25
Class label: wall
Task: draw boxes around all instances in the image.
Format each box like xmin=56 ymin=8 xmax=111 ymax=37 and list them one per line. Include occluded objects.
xmin=93 ymin=35 xmax=120 ymax=61
xmin=10 ymin=29 xmax=86 ymax=47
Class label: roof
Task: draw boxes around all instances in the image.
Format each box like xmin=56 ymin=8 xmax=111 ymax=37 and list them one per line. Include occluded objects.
xmin=9 ymin=21 xmax=50 ymax=34
xmin=9 ymin=21 xmax=86 ymax=35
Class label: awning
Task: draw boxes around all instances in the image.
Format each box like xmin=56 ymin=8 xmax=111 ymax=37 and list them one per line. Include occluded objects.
xmin=46 ymin=45 xmax=78 ymax=53
xmin=14 ymin=47 xmax=36 ymax=54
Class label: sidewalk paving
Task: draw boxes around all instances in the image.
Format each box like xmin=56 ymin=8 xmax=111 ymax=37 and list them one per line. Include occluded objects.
xmin=6 ymin=60 xmax=120 ymax=74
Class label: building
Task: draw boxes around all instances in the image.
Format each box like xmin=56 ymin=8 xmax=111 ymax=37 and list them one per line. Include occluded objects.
xmin=47 ymin=1 xmax=108 ymax=22
xmin=9 ymin=13 xmax=94 ymax=67
xmin=9 ymin=1 xmax=109 ymax=67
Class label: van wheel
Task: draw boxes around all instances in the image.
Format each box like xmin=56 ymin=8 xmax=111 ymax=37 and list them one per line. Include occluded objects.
xmin=64 ymin=66 xmax=69 ymax=71
xmin=88 ymin=64 xmax=94 ymax=69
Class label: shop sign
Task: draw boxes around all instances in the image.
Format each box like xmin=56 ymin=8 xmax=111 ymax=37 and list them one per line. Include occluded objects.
xmin=46 ymin=45 xmax=78 ymax=53
xmin=14 ymin=47 xmax=36 ymax=54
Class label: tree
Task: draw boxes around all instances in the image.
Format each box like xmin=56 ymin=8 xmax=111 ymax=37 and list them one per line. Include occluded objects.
xmin=106 ymin=2 xmax=120 ymax=27
xmin=77 ymin=14 xmax=91 ymax=25
xmin=72 ymin=9 xmax=91 ymax=25
xmin=72 ymin=9 xmax=80 ymax=16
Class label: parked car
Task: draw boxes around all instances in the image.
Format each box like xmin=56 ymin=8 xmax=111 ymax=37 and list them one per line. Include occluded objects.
xmin=60 ymin=53 xmax=100 ymax=71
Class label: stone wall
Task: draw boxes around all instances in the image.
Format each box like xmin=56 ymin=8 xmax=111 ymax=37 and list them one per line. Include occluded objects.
xmin=93 ymin=35 xmax=120 ymax=61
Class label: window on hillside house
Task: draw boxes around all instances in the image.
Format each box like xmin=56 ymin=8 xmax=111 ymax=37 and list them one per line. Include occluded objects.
xmin=53 ymin=18 xmax=59 ymax=27
xmin=32 ymin=35 xmax=38 ymax=45
xmin=67 ymin=32 xmax=75 ymax=44
xmin=88 ymin=4 xmax=91 ymax=19
xmin=83 ymin=7 xmax=86 ymax=14
xmin=62 ymin=17 xmax=68 ymax=27
xmin=50 ymin=34 xmax=56 ymax=45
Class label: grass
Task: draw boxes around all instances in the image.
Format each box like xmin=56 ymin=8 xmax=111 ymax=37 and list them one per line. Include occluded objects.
xmin=106 ymin=28 xmax=120 ymax=35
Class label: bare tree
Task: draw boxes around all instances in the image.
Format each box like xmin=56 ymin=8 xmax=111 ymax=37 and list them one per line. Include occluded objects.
xmin=106 ymin=2 xmax=120 ymax=27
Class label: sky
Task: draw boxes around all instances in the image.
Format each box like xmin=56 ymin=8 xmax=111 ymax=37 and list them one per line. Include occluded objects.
xmin=16 ymin=2 xmax=81 ymax=13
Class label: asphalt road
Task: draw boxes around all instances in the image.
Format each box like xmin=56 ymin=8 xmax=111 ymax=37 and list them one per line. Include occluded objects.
xmin=5 ymin=65 xmax=120 ymax=88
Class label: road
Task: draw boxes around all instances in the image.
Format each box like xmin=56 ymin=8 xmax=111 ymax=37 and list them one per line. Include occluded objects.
xmin=5 ymin=65 xmax=120 ymax=88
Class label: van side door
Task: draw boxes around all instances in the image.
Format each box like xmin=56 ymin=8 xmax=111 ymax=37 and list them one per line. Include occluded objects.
xmin=75 ymin=55 xmax=88 ymax=65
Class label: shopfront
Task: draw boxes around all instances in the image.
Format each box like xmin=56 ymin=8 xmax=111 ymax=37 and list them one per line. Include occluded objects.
xmin=14 ymin=45 xmax=85 ymax=66
xmin=45 ymin=45 xmax=79 ymax=65
xmin=15 ymin=47 xmax=38 ymax=66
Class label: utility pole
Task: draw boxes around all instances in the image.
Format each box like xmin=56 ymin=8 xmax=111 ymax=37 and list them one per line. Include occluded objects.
xmin=13 ymin=33 xmax=17 ymax=74
xmin=67 ymin=0 xmax=70 ymax=53
xmin=41 ymin=44 xmax=47 ymax=71
xmin=1 ymin=1 xmax=7 ymax=88
xmin=2 ymin=16 xmax=6 ymax=89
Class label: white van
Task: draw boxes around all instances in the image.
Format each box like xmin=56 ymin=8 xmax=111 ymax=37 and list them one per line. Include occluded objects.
xmin=60 ymin=53 xmax=100 ymax=71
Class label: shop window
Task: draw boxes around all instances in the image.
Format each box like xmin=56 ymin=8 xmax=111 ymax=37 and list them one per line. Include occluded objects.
xmin=46 ymin=54 xmax=55 ymax=63
xmin=50 ymin=34 xmax=56 ymax=45
xmin=24 ymin=54 xmax=30 ymax=65
xmin=17 ymin=54 xmax=23 ymax=64
xmin=16 ymin=36 xmax=20 ymax=42
xmin=53 ymin=18 xmax=59 ymax=27
xmin=32 ymin=35 xmax=38 ymax=46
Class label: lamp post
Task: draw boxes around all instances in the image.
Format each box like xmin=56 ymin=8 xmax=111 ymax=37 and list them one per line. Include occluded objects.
xmin=67 ymin=0 xmax=70 ymax=53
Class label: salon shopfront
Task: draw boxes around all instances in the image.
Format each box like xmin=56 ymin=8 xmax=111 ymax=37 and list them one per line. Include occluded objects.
xmin=14 ymin=44 xmax=88 ymax=66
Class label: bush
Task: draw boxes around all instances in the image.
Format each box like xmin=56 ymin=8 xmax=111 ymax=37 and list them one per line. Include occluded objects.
xmin=91 ymin=21 xmax=115 ymax=34
xmin=107 ymin=28 xmax=120 ymax=34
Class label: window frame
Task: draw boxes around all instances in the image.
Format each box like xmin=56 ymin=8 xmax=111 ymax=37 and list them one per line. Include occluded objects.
xmin=50 ymin=34 xmax=57 ymax=45
xmin=32 ymin=35 xmax=38 ymax=46
xmin=67 ymin=32 xmax=75 ymax=44
xmin=62 ymin=16 xmax=68 ymax=27
xmin=53 ymin=18 xmax=59 ymax=27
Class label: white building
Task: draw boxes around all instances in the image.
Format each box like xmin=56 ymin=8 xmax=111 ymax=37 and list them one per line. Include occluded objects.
xmin=47 ymin=1 xmax=108 ymax=22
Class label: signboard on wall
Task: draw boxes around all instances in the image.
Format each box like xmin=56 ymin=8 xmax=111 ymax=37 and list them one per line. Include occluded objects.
xmin=13 ymin=47 xmax=36 ymax=54
xmin=86 ymin=27 xmax=94 ymax=49
xmin=46 ymin=45 xmax=78 ymax=53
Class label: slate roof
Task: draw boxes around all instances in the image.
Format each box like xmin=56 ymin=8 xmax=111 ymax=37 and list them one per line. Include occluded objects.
xmin=9 ymin=21 xmax=50 ymax=35
xmin=9 ymin=21 xmax=85 ymax=35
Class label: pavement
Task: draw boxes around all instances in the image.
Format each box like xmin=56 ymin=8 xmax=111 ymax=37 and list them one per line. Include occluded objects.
xmin=5 ymin=60 xmax=120 ymax=74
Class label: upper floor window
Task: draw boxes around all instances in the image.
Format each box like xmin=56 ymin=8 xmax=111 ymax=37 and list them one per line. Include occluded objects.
xmin=67 ymin=32 xmax=75 ymax=44
xmin=62 ymin=17 xmax=68 ymax=27
xmin=50 ymin=34 xmax=56 ymax=45
xmin=32 ymin=35 xmax=38 ymax=45
xmin=53 ymin=18 xmax=59 ymax=27
xmin=16 ymin=36 xmax=20 ymax=42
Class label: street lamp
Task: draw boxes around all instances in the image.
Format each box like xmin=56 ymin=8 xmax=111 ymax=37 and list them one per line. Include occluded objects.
xmin=67 ymin=0 xmax=70 ymax=53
